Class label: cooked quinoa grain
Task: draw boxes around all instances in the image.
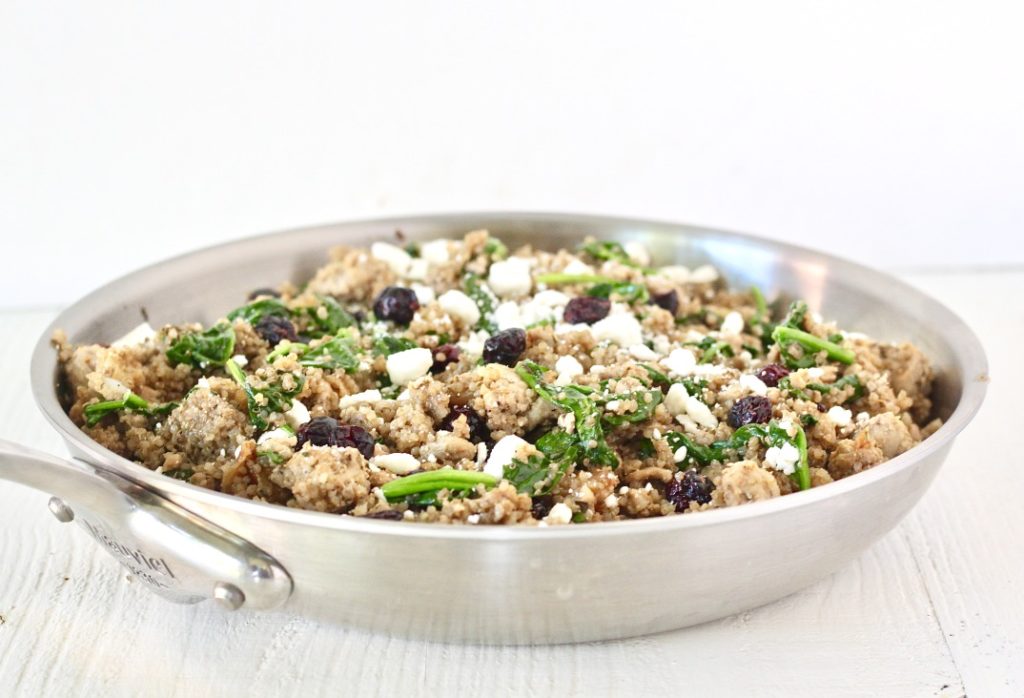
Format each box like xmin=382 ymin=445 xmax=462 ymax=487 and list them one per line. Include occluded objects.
xmin=57 ymin=232 xmax=941 ymax=525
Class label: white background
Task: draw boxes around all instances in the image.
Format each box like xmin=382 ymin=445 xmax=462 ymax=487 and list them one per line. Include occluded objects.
xmin=2 ymin=0 xmax=1022 ymax=308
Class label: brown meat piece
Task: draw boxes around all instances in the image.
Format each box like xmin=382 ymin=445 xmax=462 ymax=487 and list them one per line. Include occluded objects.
xmin=162 ymin=388 xmax=252 ymax=465
xmin=719 ymin=461 xmax=781 ymax=506
xmin=273 ymin=446 xmax=372 ymax=513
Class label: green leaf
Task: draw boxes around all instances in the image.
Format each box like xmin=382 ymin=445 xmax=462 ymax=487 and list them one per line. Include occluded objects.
xmin=82 ymin=390 xmax=176 ymax=427
xmin=601 ymin=389 xmax=663 ymax=426
xmin=534 ymin=272 xmax=617 ymax=286
xmin=587 ymin=281 xmax=649 ymax=304
xmin=226 ymin=359 xmax=305 ymax=432
xmin=303 ymin=295 xmax=357 ymax=338
xmin=579 ymin=240 xmax=647 ymax=269
xmin=772 ymin=326 xmax=855 ymax=368
xmin=483 ymin=237 xmax=508 ymax=260
xmin=462 ymin=272 xmax=498 ymax=333
xmin=687 ymin=336 xmax=734 ymax=363
xmin=165 ymin=468 xmax=194 ymax=481
xmin=381 ymin=469 xmax=498 ymax=501
xmin=299 ymin=333 xmax=362 ymax=372
xmin=166 ymin=323 xmax=236 ymax=369
xmin=227 ymin=298 xmax=290 ymax=325
xmin=372 ymin=335 xmax=418 ymax=356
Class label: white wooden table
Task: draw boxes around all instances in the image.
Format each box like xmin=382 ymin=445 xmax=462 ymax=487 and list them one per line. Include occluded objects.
xmin=1 ymin=270 xmax=1020 ymax=698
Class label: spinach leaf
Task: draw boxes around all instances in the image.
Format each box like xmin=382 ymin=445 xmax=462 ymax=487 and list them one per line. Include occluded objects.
xmin=380 ymin=469 xmax=498 ymax=501
xmin=227 ymin=298 xmax=290 ymax=325
xmin=462 ymin=272 xmax=498 ymax=333
xmin=772 ymin=326 xmax=855 ymax=369
xmin=534 ymin=272 xmax=617 ymax=286
xmin=748 ymin=286 xmax=776 ymax=350
xmin=303 ymin=295 xmax=357 ymax=338
xmin=373 ymin=335 xmax=418 ymax=356
xmin=226 ymin=359 xmax=305 ymax=431
xmin=515 ymin=361 xmax=618 ymax=468
xmin=587 ymin=281 xmax=649 ymax=304
xmin=506 ymin=429 xmax=579 ymax=496
xmin=601 ymin=389 xmax=663 ymax=426
xmin=299 ymin=333 xmax=362 ymax=372
xmin=166 ymin=323 xmax=236 ymax=369
xmin=579 ymin=240 xmax=647 ymax=269
xmin=83 ymin=391 xmax=177 ymax=427
xmin=687 ymin=336 xmax=734 ymax=363
xmin=483 ymin=237 xmax=508 ymax=260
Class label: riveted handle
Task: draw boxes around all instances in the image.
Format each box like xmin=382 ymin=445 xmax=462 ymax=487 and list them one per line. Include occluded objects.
xmin=0 ymin=439 xmax=292 ymax=610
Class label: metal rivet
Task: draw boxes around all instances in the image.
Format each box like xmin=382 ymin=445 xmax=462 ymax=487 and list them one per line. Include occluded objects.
xmin=47 ymin=497 xmax=75 ymax=523
xmin=213 ymin=582 xmax=245 ymax=611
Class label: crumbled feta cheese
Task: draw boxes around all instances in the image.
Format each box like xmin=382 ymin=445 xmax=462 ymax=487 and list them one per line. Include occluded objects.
xmin=557 ymin=411 xmax=576 ymax=432
xmin=604 ymin=494 xmax=619 ymax=508
xmin=487 ymin=257 xmax=533 ymax=298
xmin=458 ymin=330 xmax=491 ymax=358
xmin=420 ymin=239 xmax=451 ymax=265
xmin=112 ymin=322 xmax=156 ymax=348
xmin=673 ymin=445 xmax=688 ymax=462
xmin=492 ymin=301 xmax=521 ymax=331
xmin=623 ymin=241 xmax=651 ymax=267
xmin=546 ymin=502 xmax=573 ymax=525
xmin=476 ymin=442 xmax=488 ymax=466
xmin=411 ymin=284 xmax=436 ymax=305
xmin=589 ymin=364 xmax=606 ymax=375
xmin=652 ymin=428 xmax=662 ymax=440
xmin=740 ymin=373 xmax=768 ymax=396
xmin=406 ymin=258 xmax=429 ymax=281
xmin=591 ymin=313 xmax=643 ymax=347
xmin=467 ymin=514 xmax=481 ymax=524
xmin=827 ymin=406 xmax=853 ymax=427
xmin=652 ymin=334 xmax=672 ymax=355
xmin=689 ymin=265 xmax=719 ymax=283
xmin=370 ymin=241 xmax=412 ymax=276
xmin=619 ymin=485 xmax=629 ymax=495
xmin=806 ymin=367 xmax=825 ymax=379
xmin=231 ymin=354 xmax=248 ymax=367
xmin=605 ymin=399 xmax=622 ymax=411
xmin=764 ymin=442 xmax=800 ymax=474
xmin=628 ymin=344 xmax=658 ymax=361
xmin=554 ymin=355 xmax=584 ymax=386
xmin=657 ymin=265 xmax=691 ymax=283
xmin=532 ymin=289 xmax=570 ymax=307
xmin=685 ymin=395 xmax=718 ymax=429
xmin=386 ymin=347 xmax=433 ymax=385
xmin=562 ymin=259 xmax=595 ymax=276
xmin=284 ymin=400 xmax=311 ymax=428
xmin=778 ymin=418 xmax=795 ymax=436
xmin=485 ymin=435 xmax=529 ymax=479
xmin=720 ymin=311 xmax=744 ymax=336
xmin=339 ymin=389 xmax=383 ymax=409
xmin=371 ymin=453 xmax=420 ymax=475
xmin=664 ymin=383 xmax=689 ymax=416
xmin=856 ymin=411 xmax=870 ymax=426
xmin=257 ymin=427 xmax=294 ymax=445
xmin=438 ymin=289 xmax=481 ymax=325
xmin=196 ymin=377 xmax=211 ymax=389
xmin=661 ymin=348 xmax=697 ymax=376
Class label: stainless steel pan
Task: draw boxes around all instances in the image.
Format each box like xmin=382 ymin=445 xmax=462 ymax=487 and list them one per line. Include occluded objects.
xmin=0 ymin=213 xmax=988 ymax=644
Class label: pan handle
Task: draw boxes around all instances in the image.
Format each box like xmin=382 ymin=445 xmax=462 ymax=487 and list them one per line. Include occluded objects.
xmin=0 ymin=439 xmax=292 ymax=611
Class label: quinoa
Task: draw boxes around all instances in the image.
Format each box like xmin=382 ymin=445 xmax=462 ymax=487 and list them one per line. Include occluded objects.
xmin=56 ymin=232 xmax=941 ymax=525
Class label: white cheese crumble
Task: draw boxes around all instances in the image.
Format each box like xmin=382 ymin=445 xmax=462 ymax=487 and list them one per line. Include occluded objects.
xmin=689 ymin=265 xmax=719 ymax=283
xmin=656 ymin=265 xmax=692 ymax=283
xmin=664 ymin=383 xmax=689 ymax=416
xmin=386 ymin=347 xmax=433 ymax=385
xmin=487 ymin=257 xmax=533 ymax=298
xmin=806 ymin=367 xmax=825 ymax=379
xmin=406 ymin=258 xmax=429 ymax=281
xmin=493 ymin=301 xmax=523 ymax=331
xmin=257 ymin=427 xmax=294 ymax=445
xmin=420 ymin=239 xmax=451 ymax=265
xmin=196 ymin=377 xmax=211 ymax=389
xmin=370 ymin=241 xmax=412 ymax=276
xmin=485 ymin=435 xmax=529 ymax=479
xmin=458 ymin=329 xmax=491 ymax=358
xmin=438 ymin=289 xmax=481 ymax=325
xmin=562 ymin=259 xmax=595 ymax=276
xmin=739 ymin=373 xmax=768 ymax=396
xmin=673 ymin=445 xmax=689 ymax=463
xmin=554 ymin=355 xmax=584 ymax=386
xmin=476 ymin=442 xmax=488 ymax=466
xmin=546 ymin=502 xmax=573 ymax=525
xmin=623 ymin=241 xmax=651 ymax=267
xmin=370 ymin=453 xmax=420 ymax=475
xmin=661 ymin=348 xmax=697 ymax=376
xmin=628 ymin=344 xmax=658 ymax=361
xmin=112 ymin=322 xmax=156 ymax=348
xmin=764 ymin=442 xmax=800 ymax=475
xmin=591 ymin=313 xmax=643 ymax=347
xmin=231 ymin=353 xmax=248 ymax=368
xmin=720 ymin=311 xmax=744 ymax=336
xmin=411 ymin=284 xmax=436 ymax=305
xmin=685 ymin=395 xmax=718 ymax=429
xmin=827 ymin=406 xmax=853 ymax=427
xmin=339 ymin=389 xmax=383 ymax=409
xmin=284 ymin=400 xmax=311 ymax=428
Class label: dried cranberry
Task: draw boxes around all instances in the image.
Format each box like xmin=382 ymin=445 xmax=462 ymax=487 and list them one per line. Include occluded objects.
xmin=439 ymin=405 xmax=491 ymax=444
xmin=727 ymin=395 xmax=773 ymax=428
xmin=531 ymin=495 xmax=554 ymax=519
xmin=664 ymin=469 xmax=713 ymax=513
xmin=255 ymin=315 xmax=298 ymax=346
xmin=651 ymin=289 xmax=679 ymax=316
xmin=295 ymin=417 xmax=375 ymax=459
xmin=362 ymin=509 xmax=403 ymax=520
xmin=247 ymin=287 xmax=281 ymax=300
xmin=373 ymin=286 xmax=420 ymax=326
xmin=755 ymin=363 xmax=790 ymax=388
xmin=430 ymin=343 xmax=461 ymax=374
xmin=482 ymin=328 xmax=526 ymax=366
xmin=563 ymin=296 xmax=611 ymax=324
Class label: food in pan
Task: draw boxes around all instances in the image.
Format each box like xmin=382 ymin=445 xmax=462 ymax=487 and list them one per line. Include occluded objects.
xmin=56 ymin=230 xmax=941 ymax=525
